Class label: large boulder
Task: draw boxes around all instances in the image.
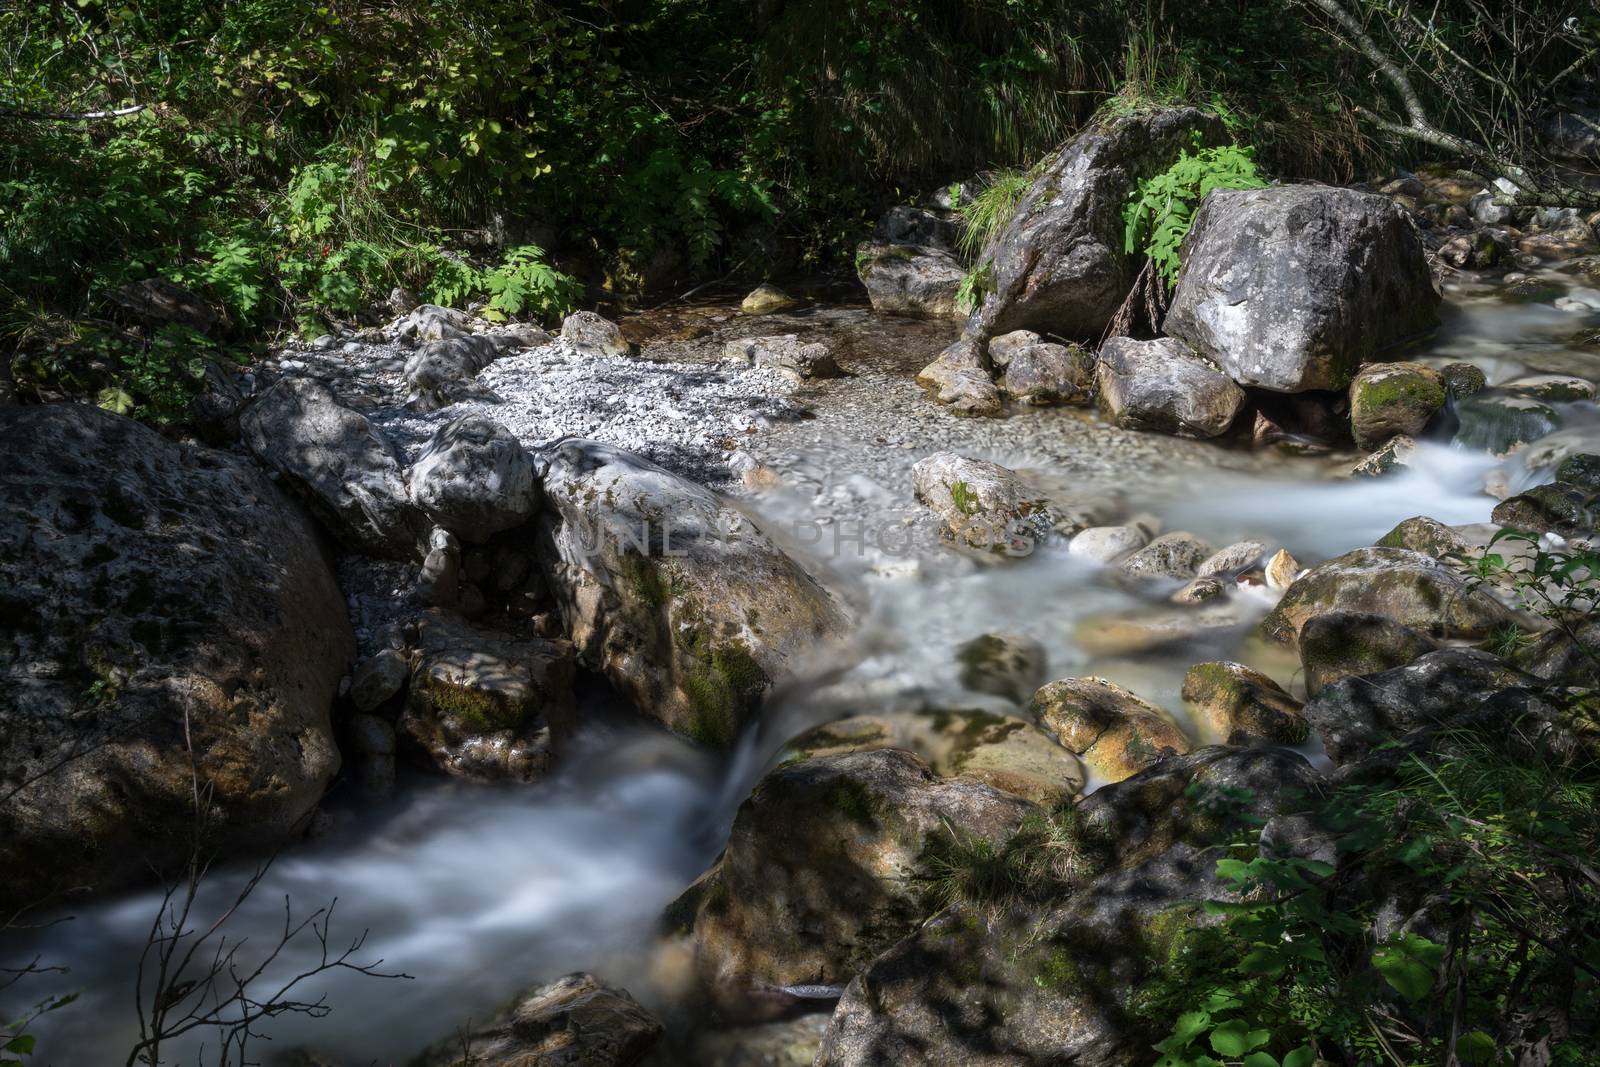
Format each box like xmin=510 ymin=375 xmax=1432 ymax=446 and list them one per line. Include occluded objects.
xmin=990 ymin=331 xmax=1095 ymax=406
xmin=0 ymin=405 xmax=352 ymax=909
xmin=723 ymin=335 xmax=841 ymax=380
xmin=536 ymin=440 xmax=847 ymax=746
xmin=415 ymin=973 xmax=662 ymax=1067
xmin=1348 ymin=361 xmax=1447 ymax=449
xmin=240 ymin=377 xmax=425 ymax=559
xmin=1095 ymin=337 xmax=1245 ymax=438
xmin=398 ymin=612 xmax=576 ymax=783
xmin=855 ymin=242 xmax=966 ymax=320
xmin=561 ymin=310 xmax=631 ymax=358
xmin=1259 ymin=546 xmax=1520 ymax=650
xmin=1298 ymin=611 xmax=1437 ymax=697
xmin=814 ymin=747 xmax=1321 ymax=1067
xmin=408 ymin=415 xmax=540 ymax=542
xmin=1165 ymin=185 xmax=1440 ymax=393
xmin=1180 ymin=661 xmax=1308 ymax=744
xmin=678 ymin=748 xmax=1034 ymax=996
xmin=972 ymin=107 xmax=1226 ymax=339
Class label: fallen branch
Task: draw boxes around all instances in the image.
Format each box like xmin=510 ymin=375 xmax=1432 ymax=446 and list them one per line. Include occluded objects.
xmin=0 ymin=102 xmax=145 ymax=121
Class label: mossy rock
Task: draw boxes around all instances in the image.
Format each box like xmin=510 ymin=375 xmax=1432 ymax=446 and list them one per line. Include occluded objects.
xmin=1028 ymin=677 xmax=1191 ymax=783
xmin=1181 ymin=661 xmax=1308 ymax=744
xmin=1298 ymin=611 xmax=1438 ymax=696
xmin=1375 ymin=515 xmax=1473 ymax=559
xmin=1454 ymin=391 xmax=1562 ymax=455
xmin=1556 ymin=452 xmax=1600 ymax=492
xmin=1491 ymin=481 xmax=1596 ymax=538
xmin=1348 ymin=361 xmax=1446 ymax=449
xmin=955 ymin=631 xmax=1047 ymax=703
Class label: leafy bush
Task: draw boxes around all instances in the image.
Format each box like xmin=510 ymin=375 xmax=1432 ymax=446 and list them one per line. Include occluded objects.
xmin=1122 ymin=141 xmax=1266 ymax=285
xmin=481 ymin=246 xmax=581 ymax=323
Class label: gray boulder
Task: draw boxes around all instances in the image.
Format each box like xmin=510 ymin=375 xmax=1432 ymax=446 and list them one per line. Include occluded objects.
xmin=723 ymin=335 xmax=841 ymax=380
xmin=875 ymin=204 xmax=962 ymax=250
xmin=1118 ymin=531 xmax=1213 ymax=581
xmin=537 ymin=440 xmax=847 ymax=746
xmin=403 ymin=334 xmax=502 ymax=408
xmin=241 ymin=377 xmax=425 ymax=559
xmin=972 ymin=107 xmax=1226 ymax=339
xmin=561 ymin=310 xmax=631 ymax=358
xmin=398 ymin=611 xmax=576 ymax=783
xmin=1095 ymin=337 xmax=1244 ymax=438
xmin=915 ymin=340 xmax=1001 ymax=416
xmin=911 ymin=452 xmax=1056 ymax=550
xmin=990 ymin=330 xmax=1095 ymax=405
xmin=415 ymin=972 xmax=662 ymax=1066
xmin=856 ymin=242 xmax=966 ymax=319
xmin=0 ymin=405 xmax=352 ymax=910
xmin=1299 ymin=611 xmax=1437 ymax=696
xmin=1166 ymin=185 xmax=1440 ymax=392
xmin=408 ymin=415 xmax=540 ymax=542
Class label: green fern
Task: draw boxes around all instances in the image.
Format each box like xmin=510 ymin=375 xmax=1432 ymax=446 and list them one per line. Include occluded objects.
xmin=481 ymin=245 xmax=581 ymax=323
xmin=1123 ymin=142 xmax=1266 ymax=284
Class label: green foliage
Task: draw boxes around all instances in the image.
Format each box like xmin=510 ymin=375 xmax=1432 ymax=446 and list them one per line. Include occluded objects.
xmin=1123 ymin=141 xmax=1266 ymax=285
xmin=2 ymin=992 xmax=78 ymax=1065
xmin=1455 ymin=527 xmax=1600 ymax=675
xmin=1141 ymin=715 xmax=1600 ymax=1067
xmin=956 ymin=168 xmax=1033 ymax=259
xmin=915 ymin=806 xmax=1092 ymax=911
xmin=480 ymin=245 xmax=581 ymax=323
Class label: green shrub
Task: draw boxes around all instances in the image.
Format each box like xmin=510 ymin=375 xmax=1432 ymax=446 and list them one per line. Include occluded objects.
xmin=1123 ymin=142 xmax=1266 ymax=285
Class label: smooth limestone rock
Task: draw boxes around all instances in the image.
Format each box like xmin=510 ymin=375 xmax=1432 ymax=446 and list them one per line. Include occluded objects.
xmin=1074 ymin=600 xmax=1256 ymax=657
xmin=990 ymin=331 xmax=1095 ymax=405
xmin=241 ymin=377 xmax=426 ymax=559
xmin=1198 ymin=540 xmax=1267 ymax=577
xmin=972 ymin=107 xmax=1226 ymax=339
xmin=741 ymin=283 xmax=800 ymax=314
xmin=0 ymin=405 xmax=352 ymax=910
xmin=781 ymin=708 xmax=1086 ymax=806
xmin=403 ymin=334 xmax=502 ymax=407
xmin=1166 ymin=185 xmax=1440 ymax=393
xmin=398 ymin=611 xmax=576 ymax=783
xmin=1095 ymin=336 xmax=1244 ymax=438
xmin=1068 ymin=524 xmax=1149 ymax=564
xmin=416 ymin=972 xmax=662 ymax=1067
xmin=1302 ymin=648 xmax=1529 ymax=763
xmin=1375 ymin=515 xmax=1474 ymax=559
xmin=855 ymin=242 xmax=966 ymax=319
xmin=1028 ymin=677 xmax=1191 ymax=782
xmin=911 ymin=452 xmax=1056 ymax=549
xmin=956 ymin=632 xmax=1049 ymax=704
xmin=1348 ymin=361 xmax=1446 ymax=449
xmin=1298 ymin=611 xmax=1438 ymax=696
xmin=1181 ymin=661 xmax=1308 ymax=744
xmin=915 ymin=339 xmax=1002 ymax=416
xmin=814 ymin=747 xmax=1320 ymax=1067
xmin=1118 ymin=531 xmax=1214 ymax=581
xmin=537 ymin=440 xmax=846 ymax=746
xmin=408 ymin=414 xmax=539 ymax=543
xmin=723 ymin=335 xmax=841 ymax=380
xmin=1260 ymin=546 xmax=1519 ymax=650
xmin=561 ymin=310 xmax=632 ymax=358
xmin=680 ymin=748 xmax=1034 ymax=996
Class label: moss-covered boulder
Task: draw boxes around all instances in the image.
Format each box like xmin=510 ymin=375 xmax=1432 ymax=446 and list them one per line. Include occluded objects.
xmin=1298 ymin=611 xmax=1437 ymax=696
xmin=740 ymin=283 xmax=800 ymax=315
xmin=537 ymin=440 xmax=847 ymax=747
xmin=1260 ymin=546 xmax=1519 ymax=650
xmin=1504 ymin=374 xmax=1597 ymax=403
xmin=1027 ymin=678 xmax=1191 ymax=783
xmin=1454 ymin=391 xmax=1562 ymax=455
xmin=397 ymin=611 xmax=576 ymax=782
xmin=781 ymin=707 xmax=1086 ymax=806
xmin=955 ymin=631 xmax=1048 ymax=704
xmin=679 ymin=748 xmax=1034 ymax=998
xmin=1348 ymin=361 xmax=1446 ymax=449
xmin=911 ymin=451 xmax=1058 ymax=551
xmin=1556 ymin=452 xmax=1600 ymax=492
xmin=0 ymin=404 xmax=352 ymax=910
xmin=1492 ymin=481 xmax=1596 ymax=537
xmin=1375 ymin=515 xmax=1474 ymax=559
xmin=1181 ymin=661 xmax=1308 ymax=744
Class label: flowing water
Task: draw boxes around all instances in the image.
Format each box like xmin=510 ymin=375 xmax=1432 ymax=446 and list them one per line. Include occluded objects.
xmin=10 ymin=275 xmax=1600 ymax=1065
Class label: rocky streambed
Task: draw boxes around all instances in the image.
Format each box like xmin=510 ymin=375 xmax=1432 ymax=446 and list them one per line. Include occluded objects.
xmin=5 ymin=109 xmax=1600 ymax=1067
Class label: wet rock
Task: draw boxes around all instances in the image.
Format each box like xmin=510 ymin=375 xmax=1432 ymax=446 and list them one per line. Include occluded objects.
xmin=1170 ymin=576 xmax=1225 ymax=605
xmin=915 ymin=339 xmax=1002 ymax=416
xmin=1095 ymin=336 xmax=1244 ymax=438
xmin=956 ymin=632 xmax=1048 ymax=704
xmin=782 ymin=708 xmax=1085 ymax=806
xmin=1074 ymin=600 xmax=1256 ymax=657
xmin=911 ymin=452 xmax=1055 ymax=550
xmin=1198 ymin=540 xmax=1266 ymax=577
xmin=241 ymin=378 xmax=425 ymax=559
xmin=1440 ymin=361 xmax=1488 ymax=399
xmin=1437 ymin=229 xmax=1507 ymax=270
xmin=416 ymin=972 xmax=662 ymax=1066
xmin=1348 ymin=361 xmax=1446 ymax=449
xmin=1454 ymin=392 xmax=1562 ymax=455
xmin=1374 ymin=515 xmax=1474 ymax=559
xmin=1261 ymin=546 xmax=1518 ymax=650
xmin=740 ymin=284 xmax=800 ymax=314
xmin=350 ymin=649 xmax=409 ymax=712
xmin=681 ymin=748 xmax=1034 ymax=995
xmin=723 ymin=335 xmax=841 ymax=380
xmin=815 ymin=747 xmax=1320 ymax=1067
xmin=1068 ymin=524 xmax=1149 ymax=563
xmin=973 ymin=107 xmax=1226 ymax=338
xmin=990 ymin=331 xmax=1094 ymax=405
xmin=1181 ymin=662 xmax=1308 ymax=744
xmin=1264 ymin=548 xmax=1301 ymax=591
xmin=1492 ymin=481 xmax=1595 ymax=537
xmin=398 ymin=611 xmax=575 ymax=783
xmin=1028 ymin=678 xmax=1190 ymax=782
xmin=561 ymin=310 xmax=632 ymax=358
xmin=1557 ymin=452 xmax=1600 ymax=492
xmin=1166 ymin=186 xmax=1440 ymax=393
xmin=1350 ymin=434 xmax=1418 ymax=478
xmin=855 ymin=242 xmax=966 ymax=319
xmin=0 ymin=405 xmax=352 ymax=910
xmin=1302 ymin=648 xmax=1528 ymax=763
xmin=538 ymin=440 xmax=847 ymax=746
xmin=1299 ymin=611 xmax=1438 ymax=696
xmin=105 ymin=277 xmax=220 ymax=334
xmin=1505 ymin=373 xmax=1596 ymax=403
xmin=408 ymin=415 xmax=539 ymax=542
xmin=1118 ymin=531 xmax=1213 ymax=581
